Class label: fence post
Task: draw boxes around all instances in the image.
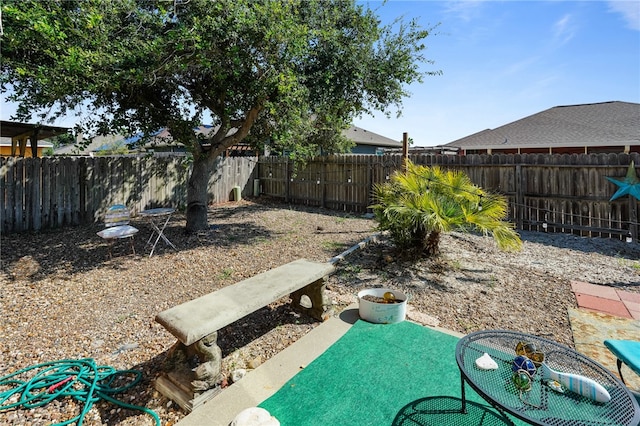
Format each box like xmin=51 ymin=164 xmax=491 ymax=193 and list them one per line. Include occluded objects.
xmin=320 ymin=161 xmax=326 ymax=208
xmin=515 ymin=164 xmax=524 ymax=230
xmin=402 ymin=133 xmax=409 ymax=173
xmin=285 ymin=159 xmax=290 ymax=203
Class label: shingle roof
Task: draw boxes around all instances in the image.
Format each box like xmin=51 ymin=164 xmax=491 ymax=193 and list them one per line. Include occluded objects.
xmin=445 ymin=101 xmax=640 ymax=150
xmin=343 ymin=125 xmax=401 ymax=147
xmin=54 ymin=134 xmax=124 ymax=155
xmin=55 ymin=124 xmax=401 ymax=155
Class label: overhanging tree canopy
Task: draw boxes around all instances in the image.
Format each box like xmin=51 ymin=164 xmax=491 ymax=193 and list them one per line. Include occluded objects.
xmin=1 ymin=0 xmax=440 ymax=231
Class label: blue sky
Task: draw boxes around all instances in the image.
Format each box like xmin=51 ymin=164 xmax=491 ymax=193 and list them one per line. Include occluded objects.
xmin=354 ymin=0 xmax=640 ymax=146
xmin=2 ymin=1 xmax=638 ymax=148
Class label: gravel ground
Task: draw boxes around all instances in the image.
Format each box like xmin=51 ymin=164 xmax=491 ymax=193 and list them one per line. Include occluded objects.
xmin=1 ymin=198 xmax=639 ymax=426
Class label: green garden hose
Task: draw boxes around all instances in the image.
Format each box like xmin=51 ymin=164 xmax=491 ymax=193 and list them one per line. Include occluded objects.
xmin=0 ymin=358 xmax=160 ymax=426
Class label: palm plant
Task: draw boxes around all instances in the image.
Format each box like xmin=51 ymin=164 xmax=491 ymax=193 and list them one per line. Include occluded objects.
xmin=371 ymin=160 xmax=522 ymax=257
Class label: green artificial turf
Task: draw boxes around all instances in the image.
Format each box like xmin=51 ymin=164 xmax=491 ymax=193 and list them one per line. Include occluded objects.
xmin=259 ymin=320 xmax=521 ymax=425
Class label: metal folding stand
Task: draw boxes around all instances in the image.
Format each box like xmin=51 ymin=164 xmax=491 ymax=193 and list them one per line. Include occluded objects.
xmin=140 ymin=208 xmax=177 ymax=257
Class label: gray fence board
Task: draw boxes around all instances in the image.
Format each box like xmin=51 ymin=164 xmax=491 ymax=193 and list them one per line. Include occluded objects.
xmin=1 ymin=153 xmax=639 ymax=242
xmin=0 ymin=155 xmax=258 ymax=233
xmin=255 ymin=153 xmax=640 ymax=242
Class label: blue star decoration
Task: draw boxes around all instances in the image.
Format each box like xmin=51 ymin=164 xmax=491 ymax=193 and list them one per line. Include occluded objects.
xmin=606 ymin=161 xmax=640 ymax=201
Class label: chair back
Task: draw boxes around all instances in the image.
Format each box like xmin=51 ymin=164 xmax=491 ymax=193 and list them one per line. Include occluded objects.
xmin=104 ymin=204 xmax=132 ymax=227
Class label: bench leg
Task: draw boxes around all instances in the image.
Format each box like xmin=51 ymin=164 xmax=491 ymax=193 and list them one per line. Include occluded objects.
xmin=157 ymin=332 xmax=224 ymax=412
xmin=191 ymin=332 xmax=223 ymax=391
xmin=290 ymin=278 xmax=332 ymax=321
xmin=164 ymin=332 xmax=223 ymax=392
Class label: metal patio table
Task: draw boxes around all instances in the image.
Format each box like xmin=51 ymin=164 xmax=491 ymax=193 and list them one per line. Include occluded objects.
xmin=139 ymin=207 xmax=177 ymax=257
xmin=455 ymin=330 xmax=640 ymax=426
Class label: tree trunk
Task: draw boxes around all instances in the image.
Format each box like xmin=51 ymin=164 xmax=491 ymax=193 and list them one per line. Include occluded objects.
xmin=423 ymin=230 xmax=441 ymax=257
xmin=186 ymin=155 xmax=215 ymax=233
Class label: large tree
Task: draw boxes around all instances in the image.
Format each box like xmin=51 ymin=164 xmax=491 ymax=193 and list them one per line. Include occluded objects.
xmin=1 ymin=0 xmax=439 ymax=232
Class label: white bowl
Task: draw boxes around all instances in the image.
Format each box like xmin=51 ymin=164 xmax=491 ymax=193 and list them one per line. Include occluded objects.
xmin=357 ymin=288 xmax=408 ymax=324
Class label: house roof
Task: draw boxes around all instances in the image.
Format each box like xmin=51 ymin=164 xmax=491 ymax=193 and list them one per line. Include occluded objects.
xmin=343 ymin=126 xmax=401 ymax=147
xmin=56 ymin=124 xmax=400 ymax=155
xmin=445 ymin=101 xmax=640 ymax=150
xmin=125 ymin=125 xmax=221 ymax=147
xmin=54 ymin=134 xmax=124 ymax=155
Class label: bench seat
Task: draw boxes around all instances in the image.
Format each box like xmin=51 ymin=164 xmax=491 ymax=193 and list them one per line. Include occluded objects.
xmin=156 ymin=258 xmax=335 ymax=346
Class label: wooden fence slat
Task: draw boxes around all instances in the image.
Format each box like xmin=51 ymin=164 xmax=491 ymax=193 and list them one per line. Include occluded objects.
xmin=1 ymin=158 xmax=15 ymax=232
xmin=23 ymin=158 xmax=34 ymax=230
xmin=44 ymin=157 xmax=54 ymax=228
xmin=15 ymin=159 xmax=24 ymax=231
xmin=31 ymin=157 xmax=42 ymax=230
xmin=0 ymin=158 xmax=6 ymax=231
xmin=70 ymin=158 xmax=80 ymax=225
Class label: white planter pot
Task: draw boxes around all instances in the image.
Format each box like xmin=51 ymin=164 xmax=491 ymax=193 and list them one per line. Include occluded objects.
xmin=357 ymin=288 xmax=408 ymax=324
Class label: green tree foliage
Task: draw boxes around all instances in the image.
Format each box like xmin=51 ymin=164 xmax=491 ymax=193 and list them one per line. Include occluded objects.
xmin=50 ymin=132 xmax=76 ymax=149
xmin=371 ymin=161 xmax=522 ymax=257
xmin=1 ymin=0 xmax=439 ymax=231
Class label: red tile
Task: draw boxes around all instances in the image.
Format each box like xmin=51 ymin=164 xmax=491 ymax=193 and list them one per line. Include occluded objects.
xmin=570 ymin=281 xmax=620 ymax=300
xmin=574 ymin=293 xmax=632 ymax=318
xmin=623 ymin=300 xmax=640 ymax=317
xmin=617 ymin=290 xmax=640 ymax=304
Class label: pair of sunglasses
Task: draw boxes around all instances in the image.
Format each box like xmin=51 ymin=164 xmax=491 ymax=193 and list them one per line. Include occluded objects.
xmin=515 ymin=341 xmax=545 ymax=367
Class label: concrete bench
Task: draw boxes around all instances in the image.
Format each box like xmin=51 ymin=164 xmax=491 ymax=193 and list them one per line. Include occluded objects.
xmin=155 ymin=258 xmax=335 ymax=411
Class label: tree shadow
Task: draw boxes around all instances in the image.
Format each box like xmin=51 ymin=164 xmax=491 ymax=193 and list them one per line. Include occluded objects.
xmin=0 ymin=202 xmax=292 ymax=281
xmin=0 ymin=197 xmax=372 ymax=283
xmin=216 ymin=303 xmax=318 ymax=357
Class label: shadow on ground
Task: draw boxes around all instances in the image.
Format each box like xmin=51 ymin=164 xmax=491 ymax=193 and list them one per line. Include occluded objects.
xmin=0 ymin=198 xmax=371 ymax=282
xmin=392 ymin=396 xmax=513 ymax=426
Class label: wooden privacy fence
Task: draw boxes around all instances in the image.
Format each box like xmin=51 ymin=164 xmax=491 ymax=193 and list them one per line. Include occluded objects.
xmin=258 ymin=152 xmax=640 ymax=241
xmin=2 ymin=152 xmax=639 ymax=241
xmin=0 ymin=155 xmax=257 ymax=233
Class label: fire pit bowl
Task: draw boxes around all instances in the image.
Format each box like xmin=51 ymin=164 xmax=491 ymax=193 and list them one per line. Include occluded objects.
xmin=357 ymin=288 xmax=408 ymax=324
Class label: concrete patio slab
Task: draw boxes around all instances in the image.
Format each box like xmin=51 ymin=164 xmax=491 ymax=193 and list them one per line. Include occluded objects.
xmin=174 ymin=282 xmax=640 ymax=426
